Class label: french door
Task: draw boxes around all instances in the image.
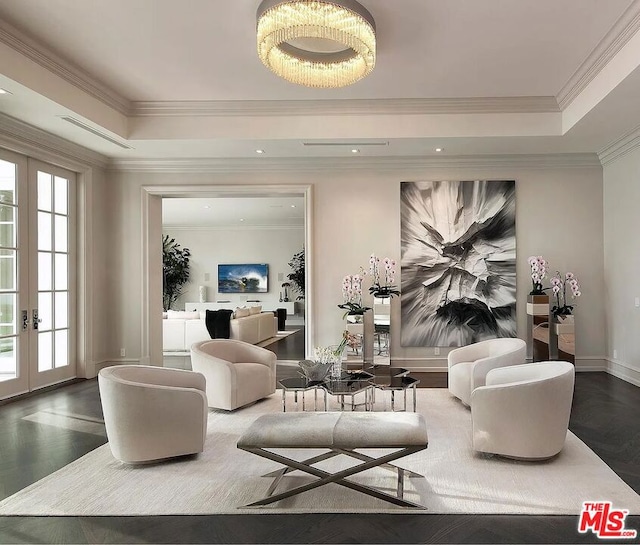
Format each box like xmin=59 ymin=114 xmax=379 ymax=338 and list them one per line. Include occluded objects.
xmin=0 ymin=150 xmax=76 ymax=399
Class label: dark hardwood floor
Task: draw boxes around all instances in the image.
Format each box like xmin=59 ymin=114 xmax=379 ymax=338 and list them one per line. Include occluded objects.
xmin=0 ymin=371 xmax=638 ymax=544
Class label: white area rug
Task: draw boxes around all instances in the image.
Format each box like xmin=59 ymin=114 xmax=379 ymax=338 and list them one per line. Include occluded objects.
xmin=1 ymin=389 xmax=639 ymax=516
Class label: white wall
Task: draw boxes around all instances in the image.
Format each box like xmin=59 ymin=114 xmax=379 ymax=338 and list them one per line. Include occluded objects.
xmin=106 ymin=162 xmax=606 ymax=371
xmin=162 ymin=226 xmax=304 ymax=311
xmin=603 ymin=148 xmax=640 ymax=385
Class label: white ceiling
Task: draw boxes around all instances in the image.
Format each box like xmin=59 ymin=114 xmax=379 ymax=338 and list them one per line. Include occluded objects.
xmin=0 ymin=0 xmax=639 ymax=161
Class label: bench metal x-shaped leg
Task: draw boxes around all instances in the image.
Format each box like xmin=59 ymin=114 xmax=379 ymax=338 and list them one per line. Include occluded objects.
xmin=238 ymin=445 xmax=426 ymax=509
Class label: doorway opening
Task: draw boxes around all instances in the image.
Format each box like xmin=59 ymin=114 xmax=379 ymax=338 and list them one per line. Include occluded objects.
xmin=141 ymin=185 xmax=313 ymax=369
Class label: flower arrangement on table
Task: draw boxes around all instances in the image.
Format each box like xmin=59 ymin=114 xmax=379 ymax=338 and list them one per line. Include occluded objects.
xmin=368 ymin=254 xmax=400 ymax=298
xmin=338 ymin=273 xmax=371 ymax=319
xmin=312 ymin=344 xmax=345 ymax=379
xmin=550 ymin=271 xmax=581 ymax=317
xmin=527 ymin=255 xmax=549 ymax=295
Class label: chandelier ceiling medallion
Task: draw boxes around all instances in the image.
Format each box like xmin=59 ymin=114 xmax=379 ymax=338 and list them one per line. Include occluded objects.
xmin=256 ymin=0 xmax=376 ymax=88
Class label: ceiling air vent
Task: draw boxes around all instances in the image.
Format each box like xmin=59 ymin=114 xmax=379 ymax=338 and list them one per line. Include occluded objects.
xmin=59 ymin=116 xmax=133 ymax=150
xmin=302 ymin=141 xmax=388 ymax=147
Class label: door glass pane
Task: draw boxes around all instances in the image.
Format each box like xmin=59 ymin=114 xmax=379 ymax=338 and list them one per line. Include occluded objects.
xmin=0 ymin=159 xmax=16 ymax=205
xmin=0 ymin=204 xmax=15 ymax=247
xmin=54 ymin=254 xmax=67 ymax=290
xmin=38 ymin=211 xmax=51 ymax=251
xmin=0 ymin=337 xmax=16 ymax=382
xmin=54 ymin=291 xmax=68 ymax=329
xmin=37 ymin=171 xmax=52 ymax=211
xmin=38 ymin=331 xmax=52 ymax=372
xmin=0 ymin=293 xmax=16 ymax=336
xmin=54 ymin=329 xmax=68 ymax=368
xmin=0 ymin=250 xmax=16 ymax=291
xmin=0 ymin=159 xmax=18 ymax=204
xmin=38 ymin=252 xmax=52 ymax=291
xmin=38 ymin=292 xmax=52 ymax=331
xmin=54 ymin=215 xmax=67 ymax=252
xmin=54 ymin=176 xmax=68 ymax=215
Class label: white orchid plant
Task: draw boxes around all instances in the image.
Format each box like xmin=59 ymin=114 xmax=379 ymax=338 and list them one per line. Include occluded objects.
xmin=368 ymin=254 xmax=400 ymax=298
xmin=527 ymin=255 xmax=549 ymax=295
xmin=338 ymin=273 xmax=371 ymax=319
xmin=550 ymin=271 xmax=581 ymax=317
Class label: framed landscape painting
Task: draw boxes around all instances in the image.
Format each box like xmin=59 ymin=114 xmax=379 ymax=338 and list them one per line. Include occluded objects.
xmin=400 ymin=180 xmax=516 ymax=347
xmin=218 ymin=264 xmax=269 ymax=293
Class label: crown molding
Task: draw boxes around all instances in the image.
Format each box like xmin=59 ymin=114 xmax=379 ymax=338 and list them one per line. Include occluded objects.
xmin=164 ymin=224 xmax=304 ymax=231
xmin=598 ymin=123 xmax=640 ymax=165
xmin=109 ymin=153 xmax=601 ymax=173
xmin=0 ymin=21 xmax=131 ymax=115
xmin=131 ymin=96 xmax=560 ymax=118
xmin=557 ymin=0 xmax=640 ymax=110
xmin=0 ymin=112 xmax=109 ymax=169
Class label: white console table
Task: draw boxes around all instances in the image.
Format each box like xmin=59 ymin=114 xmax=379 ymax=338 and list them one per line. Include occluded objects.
xmin=185 ymin=301 xmax=296 ymax=315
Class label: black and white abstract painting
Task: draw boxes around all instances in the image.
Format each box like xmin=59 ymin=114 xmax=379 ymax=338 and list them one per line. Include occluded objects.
xmin=400 ymin=180 xmax=516 ymax=347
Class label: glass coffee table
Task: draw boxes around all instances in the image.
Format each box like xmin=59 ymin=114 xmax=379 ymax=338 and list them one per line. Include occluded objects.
xmin=322 ymin=378 xmax=375 ymax=411
xmin=372 ymin=375 xmax=420 ymax=412
xmin=278 ymin=365 xmax=419 ymax=412
xmin=278 ymin=377 xmax=327 ymax=412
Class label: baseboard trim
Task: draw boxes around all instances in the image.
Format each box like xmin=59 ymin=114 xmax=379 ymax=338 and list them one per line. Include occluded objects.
xmin=604 ymin=358 xmax=640 ymax=387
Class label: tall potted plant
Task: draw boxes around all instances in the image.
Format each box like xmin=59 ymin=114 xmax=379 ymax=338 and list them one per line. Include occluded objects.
xmin=287 ymin=249 xmax=305 ymax=300
xmin=162 ymin=235 xmax=191 ymax=311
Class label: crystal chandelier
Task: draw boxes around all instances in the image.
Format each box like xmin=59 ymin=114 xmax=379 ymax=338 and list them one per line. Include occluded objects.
xmin=256 ymin=0 xmax=376 ymax=88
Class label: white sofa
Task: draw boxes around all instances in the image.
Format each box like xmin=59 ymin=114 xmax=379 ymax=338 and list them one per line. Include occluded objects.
xmin=191 ymin=339 xmax=277 ymax=410
xmin=163 ymin=310 xmax=277 ymax=351
xmin=470 ymin=360 xmax=575 ymax=459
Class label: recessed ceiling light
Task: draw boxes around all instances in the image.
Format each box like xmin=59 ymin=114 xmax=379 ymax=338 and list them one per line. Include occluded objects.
xmin=240 ymin=218 xmax=245 ymax=222
xmin=351 ymin=149 xmax=360 ymax=153
xmin=435 ymin=147 xmax=443 ymax=152
xmin=0 ymin=88 xmax=12 ymax=95
xmin=256 ymin=149 xmax=265 ymax=154
xmin=290 ymin=205 xmax=296 ymax=208
xmin=203 ymin=205 xmax=211 ymax=209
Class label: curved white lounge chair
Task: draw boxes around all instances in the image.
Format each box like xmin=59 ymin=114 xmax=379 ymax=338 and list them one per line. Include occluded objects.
xmin=448 ymin=337 xmax=527 ymax=405
xmin=471 ymin=360 xmax=575 ymax=459
xmin=98 ymin=365 xmax=208 ymax=463
xmin=191 ymin=339 xmax=276 ymax=411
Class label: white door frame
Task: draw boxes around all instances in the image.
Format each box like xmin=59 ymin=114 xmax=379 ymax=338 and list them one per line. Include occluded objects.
xmin=140 ymin=184 xmax=314 ymax=365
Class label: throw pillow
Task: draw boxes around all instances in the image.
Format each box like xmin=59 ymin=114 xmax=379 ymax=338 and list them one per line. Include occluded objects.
xmin=249 ymin=305 xmax=262 ymax=315
xmin=234 ymin=307 xmax=250 ymax=318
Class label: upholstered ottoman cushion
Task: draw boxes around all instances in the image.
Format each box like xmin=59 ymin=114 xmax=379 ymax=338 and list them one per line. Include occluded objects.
xmin=238 ymin=412 xmax=427 ymax=450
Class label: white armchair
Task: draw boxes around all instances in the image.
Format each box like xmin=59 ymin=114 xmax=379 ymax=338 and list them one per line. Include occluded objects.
xmin=471 ymin=361 xmax=575 ymax=459
xmin=448 ymin=337 xmax=526 ymax=405
xmin=98 ymin=365 xmax=208 ymax=463
xmin=191 ymin=339 xmax=277 ymax=411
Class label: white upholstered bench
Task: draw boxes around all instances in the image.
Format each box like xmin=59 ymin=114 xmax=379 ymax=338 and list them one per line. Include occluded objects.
xmin=237 ymin=411 xmax=428 ymax=508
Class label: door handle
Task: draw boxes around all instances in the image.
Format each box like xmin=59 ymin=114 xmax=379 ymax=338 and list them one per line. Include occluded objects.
xmin=32 ymin=309 xmax=41 ymax=330
xmin=22 ymin=310 xmax=29 ymax=331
